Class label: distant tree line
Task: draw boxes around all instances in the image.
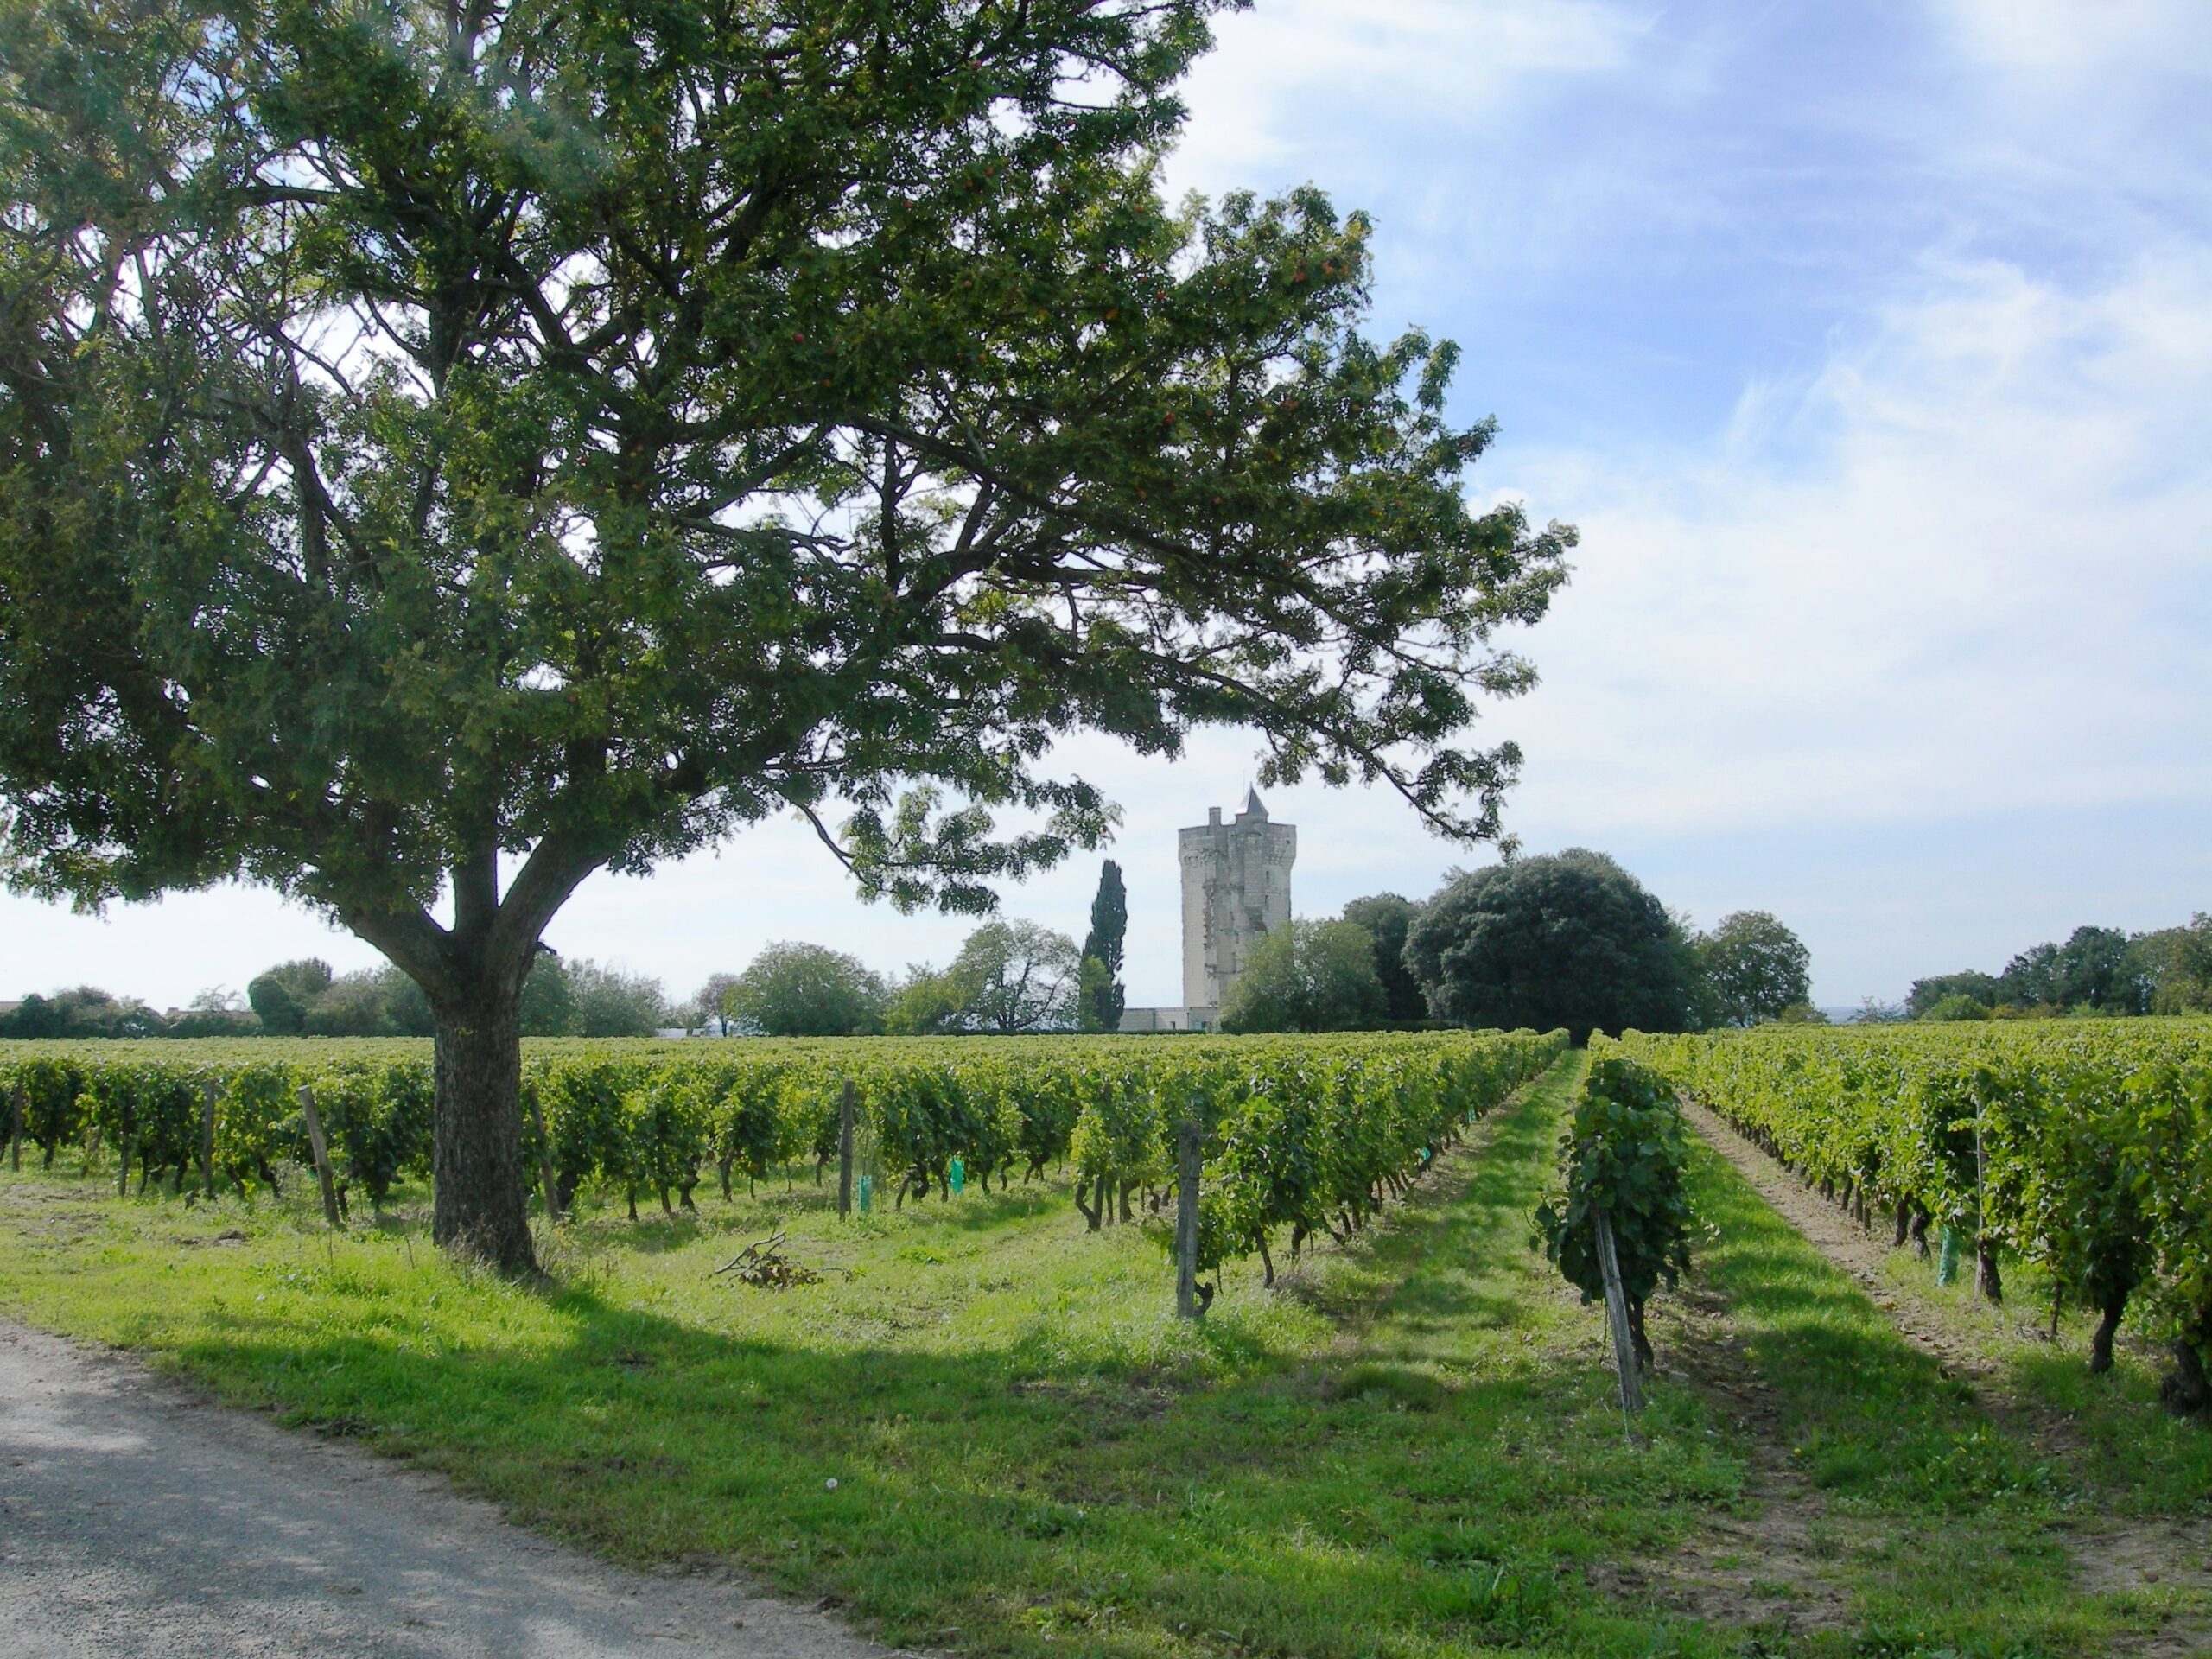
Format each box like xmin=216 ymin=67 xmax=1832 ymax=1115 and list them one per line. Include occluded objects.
xmin=3 ymin=853 xmax=1820 ymax=1045
xmin=1904 ymin=917 xmax=2212 ymax=1022
xmin=1 ymin=955 xmax=674 ymax=1039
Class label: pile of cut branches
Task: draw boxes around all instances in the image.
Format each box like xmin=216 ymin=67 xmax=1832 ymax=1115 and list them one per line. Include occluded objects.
xmin=711 ymin=1231 xmax=820 ymax=1289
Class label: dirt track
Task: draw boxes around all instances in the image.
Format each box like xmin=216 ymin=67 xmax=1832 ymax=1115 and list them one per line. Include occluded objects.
xmin=0 ymin=1322 xmax=899 ymax=1659
xmin=1678 ymin=1098 xmax=2212 ymax=1657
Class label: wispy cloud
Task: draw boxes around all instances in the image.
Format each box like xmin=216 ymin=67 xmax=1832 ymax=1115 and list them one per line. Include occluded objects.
xmin=1170 ymin=0 xmax=1643 ymax=180
xmin=1500 ymin=249 xmax=2212 ymax=845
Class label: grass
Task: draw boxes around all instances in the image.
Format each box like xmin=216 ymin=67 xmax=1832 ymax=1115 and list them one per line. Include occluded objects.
xmin=1668 ymin=1136 xmax=2209 ymax=1656
xmin=0 ymin=1052 xmax=2203 ymax=1659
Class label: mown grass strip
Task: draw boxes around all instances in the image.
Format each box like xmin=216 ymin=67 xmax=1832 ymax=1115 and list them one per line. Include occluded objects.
xmin=1673 ymin=1128 xmax=2209 ymax=1656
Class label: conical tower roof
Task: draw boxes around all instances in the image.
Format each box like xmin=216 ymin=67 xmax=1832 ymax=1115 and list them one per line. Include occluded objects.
xmin=1240 ymin=785 xmax=1267 ymax=818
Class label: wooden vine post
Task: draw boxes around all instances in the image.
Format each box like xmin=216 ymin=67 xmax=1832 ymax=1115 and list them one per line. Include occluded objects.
xmin=198 ymin=1080 xmax=218 ymax=1197
xmin=1174 ymin=1117 xmax=1201 ymax=1319
xmin=8 ymin=1080 xmax=21 ymax=1172
xmin=837 ymin=1080 xmax=855 ymax=1220
xmin=295 ymin=1084 xmax=343 ymax=1229
xmin=529 ymin=1093 xmax=562 ymax=1224
xmin=1593 ymin=1207 xmax=1644 ymax=1419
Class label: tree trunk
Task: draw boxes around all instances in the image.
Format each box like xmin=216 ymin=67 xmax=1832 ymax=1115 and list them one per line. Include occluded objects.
xmin=430 ymin=988 xmax=537 ymax=1275
xmin=1976 ymin=1240 xmax=2003 ymax=1305
xmin=2089 ymin=1287 xmax=2128 ymax=1375
xmin=1628 ymin=1298 xmax=1654 ymax=1371
xmin=2161 ymin=1333 xmax=2209 ymax=1415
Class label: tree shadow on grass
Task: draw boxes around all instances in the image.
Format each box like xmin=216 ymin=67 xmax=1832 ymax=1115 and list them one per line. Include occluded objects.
xmin=157 ymin=1258 xmax=1739 ymax=1659
xmin=58 ymin=1065 xmax=1787 ymax=1659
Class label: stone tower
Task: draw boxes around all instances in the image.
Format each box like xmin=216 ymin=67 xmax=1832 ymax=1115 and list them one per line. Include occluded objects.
xmin=1179 ymin=789 xmax=1296 ymax=1014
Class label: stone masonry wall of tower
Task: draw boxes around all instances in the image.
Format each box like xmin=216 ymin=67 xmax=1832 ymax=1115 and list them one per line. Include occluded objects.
xmin=1178 ymin=791 xmax=1296 ymax=1013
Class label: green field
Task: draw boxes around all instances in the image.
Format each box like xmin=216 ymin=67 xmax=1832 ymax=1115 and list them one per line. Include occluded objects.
xmin=2 ymin=1045 xmax=2205 ymax=1657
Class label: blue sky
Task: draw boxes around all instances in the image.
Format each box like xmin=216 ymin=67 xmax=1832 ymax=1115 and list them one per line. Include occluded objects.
xmin=4 ymin=0 xmax=2209 ymax=1012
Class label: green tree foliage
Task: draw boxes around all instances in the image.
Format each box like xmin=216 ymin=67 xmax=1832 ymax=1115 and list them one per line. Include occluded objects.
xmin=1074 ymin=957 xmax=1114 ymax=1034
xmin=164 ymin=989 xmax=261 ymax=1038
xmin=518 ymin=956 xmax=575 ymax=1039
xmin=0 ymin=1 xmax=1570 ymax=1269
xmin=246 ymin=961 xmax=335 ymax=1037
xmin=1995 ymin=928 xmax=2137 ymax=1013
xmin=1923 ymin=993 xmax=1993 ymax=1022
xmin=946 ymin=920 xmax=1079 ymax=1033
xmin=302 ymin=970 xmax=402 ymax=1037
xmin=2128 ymin=917 xmax=2212 ymax=1014
xmin=0 ymin=986 xmax=162 ymax=1039
xmin=0 ymin=994 xmax=66 ymax=1039
xmin=566 ymin=962 xmax=670 ymax=1039
xmin=1691 ymin=910 xmax=1812 ymax=1028
xmin=1218 ymin=918 xmax=1384 ymax=1033
xmin=240 ymin=959 xmax=434 ymax=1036
xmin=687 ymin=973 xmax=745 ymax=1037
xmin=1079 ymin=861 xmax=1128 ymax=1033
xmin=1908 ymin=971 xmax=2002 ymax=1019
xmin=1908 ymin=918 xmax=2212 ymax=1021
xmin=1340 ymin=893 xmax=1427 ymax=1023
xmin=882 ymin=966 xmax=966 ymax=1038
xmin=1534 ymin=1045 xmax=1694 ymax=1369
xmin=1405 ymin=850 xmax=1691 ymax=1042
xmin=724 ymin=943 xmax=886 ymax=1038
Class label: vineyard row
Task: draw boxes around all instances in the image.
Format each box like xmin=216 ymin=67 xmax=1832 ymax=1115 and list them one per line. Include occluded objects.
xmin=1625 ymin=1020 xmax=2212 ymax=1405
xmin=0 ymin=1029 xmax=1567 ymax=1282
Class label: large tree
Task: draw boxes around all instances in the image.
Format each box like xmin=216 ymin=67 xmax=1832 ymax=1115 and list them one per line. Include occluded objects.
xmin=1077 ymin=858 xmax=1128 ymax=1033
xmin=1217 ymin=917 xmax=1382 ymax=1033
xmin=1690 ymin=909 xmax=1811 ymax=1028
xmin=725 ymin=940 xmax=885 ymax=1036
xmin=0 ymin=0 xmax=1570 ymax=1271
xmin=246 ymin=958 xmax=335 ymax=1036
xmin=1404 ymin=850 xmax=1690 ymax=1042
xmin=947 ymin=918 xmax=1079 ymax=1033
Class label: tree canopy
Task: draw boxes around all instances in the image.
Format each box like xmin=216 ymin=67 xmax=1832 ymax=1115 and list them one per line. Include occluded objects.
xmin=566 ymin=960 xmax=670 ymax=1036
xmin=1690 ymin=910 xmax=1811 ymax=1028
xmin=0 ymin=985 xmax=163 ymax=1039
xmin=246 ymin=959 xmax=335 ymax=1036
xmin=1217 ymin=917 xmax=1383 ymax=1033
xmin=1907 ymin=970 xmax=2003 ymax=1019
xmin=724 ymin=941 xmax=886 ymax=1037
xmin=1339 ymin=892 xmax=1427 ymax=1022
xmin=1404 ymin=849 xmax=1690 ymax=1042
xmin=0 ymin=0 xmax=1570 ymax=1269
xmin=945 ymin=918 xmax=1079 ymax=1033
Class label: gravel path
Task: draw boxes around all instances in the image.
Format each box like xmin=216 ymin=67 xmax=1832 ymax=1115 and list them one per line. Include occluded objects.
xmin=0 ymin=1322 xmax=900 ymax=1659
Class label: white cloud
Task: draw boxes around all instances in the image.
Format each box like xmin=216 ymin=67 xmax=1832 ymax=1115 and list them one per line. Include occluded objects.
xmin=1167 ymin=0 xmax=1642 ymax=187
xmin=1936 ymin=0 xmax=2211 ymax=77
xmin=1497 ymin=248 xmax=2212 ymax=842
